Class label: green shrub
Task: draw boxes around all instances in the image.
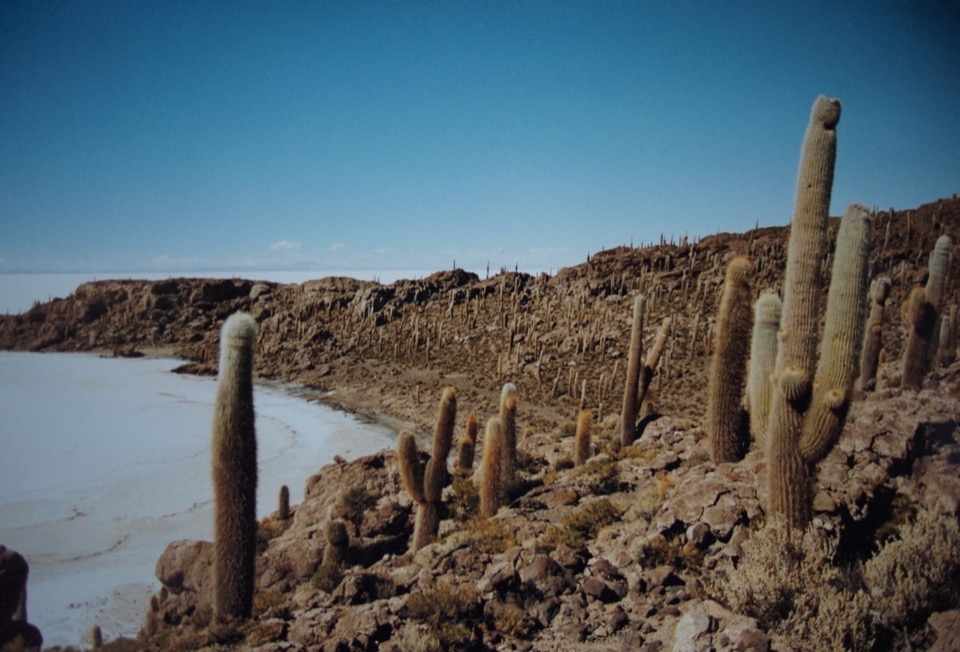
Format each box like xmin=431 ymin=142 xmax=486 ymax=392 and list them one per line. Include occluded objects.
xmin=335 ymin=485 xmax=377 ymax=528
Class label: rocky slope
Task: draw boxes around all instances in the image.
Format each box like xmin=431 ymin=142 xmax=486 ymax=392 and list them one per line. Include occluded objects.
xmin=2 ymin=197 xmax=959 ymax=651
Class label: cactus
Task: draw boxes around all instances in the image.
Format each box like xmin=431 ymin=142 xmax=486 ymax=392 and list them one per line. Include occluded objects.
xmin=498 ymin=384 xmax=518 ymax=492
xmin=620 ymin=295 xmax=645 ymax=446
xmin=457 ymin=414 xmax=478 ymax=472
xmin=902 ymin=235 xmax=953 ymax=386
xmin=857 ymin=276 xmax=892 ymax=391
xmin=769 ymin=202 xmax=872 ymax=529
xmin=211 ymin=312 xmax=258 ymax=620
xmin=746 ymin=292 xmax=781 ymax=449
xmin=278 ymin=485 xmax=290 ymax=520
xmin=901 ymin=287 xmax=937 ymax=388
xmin=91 ymin=624 xmax=103 ymax=650
xmin=396 ymin=387 xmax=457 ymax=551
xmin=323 ymin=519 xmax=349 ymax=566
xmin=480 ymin=417 xmax=504 ymax=518
xmin=707 ymin=256 xmax=754 ymax=463
xmin=798 ymin=204 xmax=872 ymax=462
xmin=644 ymin=317 xmax=671 ymax=392
xmin=574 ymin=409 xmax=593 ymax=466
xmin=766 ymin=96 xmax=875 ymax=529
xmin=939 ymin=313 xmax=954 ymax=367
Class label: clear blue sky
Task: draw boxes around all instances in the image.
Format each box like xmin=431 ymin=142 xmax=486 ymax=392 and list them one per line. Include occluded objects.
xmin=1 ymin=1 xmax=958 ymax=276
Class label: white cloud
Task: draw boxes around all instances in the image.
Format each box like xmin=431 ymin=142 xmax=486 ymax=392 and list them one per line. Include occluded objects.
xmin=269 ymin=240 xmax=301 ymax=252
xmin=329 ymin=242 xmax=346 ymax=251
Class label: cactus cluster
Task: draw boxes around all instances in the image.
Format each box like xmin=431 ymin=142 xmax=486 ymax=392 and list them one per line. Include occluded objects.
xmin=211 ymin=312 xmax=258 ymax=620
xmin=620 ymin=296 xmax=671 ymax=446
xmin=397 ymin=387 xmax=457 ymax=551
xmin=764 ymin=97 xmax=873 ymax=529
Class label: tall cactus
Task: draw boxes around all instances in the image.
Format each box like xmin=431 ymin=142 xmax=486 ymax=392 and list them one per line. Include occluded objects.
xmin=397 ymin=387 xmax=457 ymax=552
xmin=480 ymin=417 xmax=504 ymax=518
xmin=857 ymin=276 xmax=892 ymax=391
xmin=902 ymin=235 xmax=953 ymax=386
xmin=707 ymin=256 xmax=754 ymax=463
xmin=766 ymin=96 xmax=875 ymax=529
xmin=746 ymin=292 xmax=782 ymax=449
xmin=212 ymin=312 xmax=258 ymax=620
xmin=498 ymin=384 xmax=518 ymax=491
xmin=620 ymin=295 xmax=645 ymax=446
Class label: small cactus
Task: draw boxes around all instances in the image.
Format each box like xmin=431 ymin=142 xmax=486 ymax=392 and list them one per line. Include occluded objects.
xmin=211 ymin=312 xmax=258 ymax=620
xmin=90 ymin=624 xmax=103 ymax=650
xmin=857 ymin=276 xmax=892 ymax=391
xmin=480 ymin=417 xmax=504 ymax=518
xmin=278 ymin=485 xmax=290 ymax=520
xmin=457 ymin=414 xmax=478 ymax=472
xmin=574 ymin=409 xmax=593 ymax=466
xmin=707 ymin=256 xmax=753 ymax=463
xmin=323 ymin=519 xmax=349 ymax=566
xmin=746 ymin=292 xmax=782 ymax=449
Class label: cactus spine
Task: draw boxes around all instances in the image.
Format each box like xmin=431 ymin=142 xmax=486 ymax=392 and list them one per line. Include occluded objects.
xmin=746 ymin=292 xmax=782 ymax=449
xmin=480 ymin=417 xmax=504 ymax=518
xmin=212 ymin=312 xmax=258 ymax=620
xmin=398 ymin=387 xmax=457 ymax=552
xmin=857 ymin=276 xmax=892 ymax=391
xmin=574 ymin=409 xmax=593 ymax=466
xmin=902 ymin=235 xmax=953 ymax=386
xmin=620 ymin=295 xmax=645 ymax=446
xmin=707 ymin=256 xmax=754 ymax=463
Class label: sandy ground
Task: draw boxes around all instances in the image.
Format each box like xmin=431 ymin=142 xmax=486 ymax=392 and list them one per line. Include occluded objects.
xmin=0 ymin=352 xmax=395 ymax=648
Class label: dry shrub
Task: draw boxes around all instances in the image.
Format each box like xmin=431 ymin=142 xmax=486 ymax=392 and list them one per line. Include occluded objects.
xmin=634 ymin=533 xmax=703 ymax=571
xmin=462 ymin=516 xmax=517 ymax=555
xmin=572 ymin=457 xmax=621 ymax=494
xmin=538 ymin=498 xmax=621 ymax=553
xmin=334 ymin=484 xmax=376 ymax=527
xmin=715 ymin=518 xmax=873 ymax=652
xmin=406 ymin=580 xmax=480 ymax=649
xmin=450 ymin=474 xmax=479 ymax=520
xmin=862 ymin=508 xmax=960 ymax=630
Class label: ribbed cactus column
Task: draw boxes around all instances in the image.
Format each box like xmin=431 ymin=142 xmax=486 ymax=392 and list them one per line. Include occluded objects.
xmin=746 ymin=292 xmax=781 ymax=449
xmin=498 ymin=384 xmax=518 ymax=492
xmin=620 ymin=295 xmax=645 ymax=446
xmin=212 ymin=312 xmax=258 ymax=620
xmin=767 ymin=96 xmax=842 ymax=529
xmin=708 ymin=256 xmax=754 ymax=463
xmin=480 ymin=417 xmax=504 ymax=518
xmin=902 ymin=235 xmax=953 ymax=387
xmin=857 ymin=276 xmax=891 ymax=391
xmin=799 ymin=204 xmax=872 ymax=462
xmin=457 ymin=414 xmax=478 ymax=473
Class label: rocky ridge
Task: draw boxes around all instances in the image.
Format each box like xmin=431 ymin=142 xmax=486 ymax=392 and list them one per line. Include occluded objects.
xmin=1 ymin=197 xmax=959 ymax=650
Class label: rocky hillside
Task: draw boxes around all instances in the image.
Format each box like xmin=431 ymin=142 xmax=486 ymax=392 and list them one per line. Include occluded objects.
xmin=2 ymin=196 xmax=960 ymax=651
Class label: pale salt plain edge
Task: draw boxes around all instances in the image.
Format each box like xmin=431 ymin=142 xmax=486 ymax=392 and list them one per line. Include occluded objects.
xmin=0 ymin=351 xmax=394 ymax=648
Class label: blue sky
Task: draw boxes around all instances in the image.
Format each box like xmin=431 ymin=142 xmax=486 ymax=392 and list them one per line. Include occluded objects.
xmin=1 ymin=1 xmax=958 ymax=276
